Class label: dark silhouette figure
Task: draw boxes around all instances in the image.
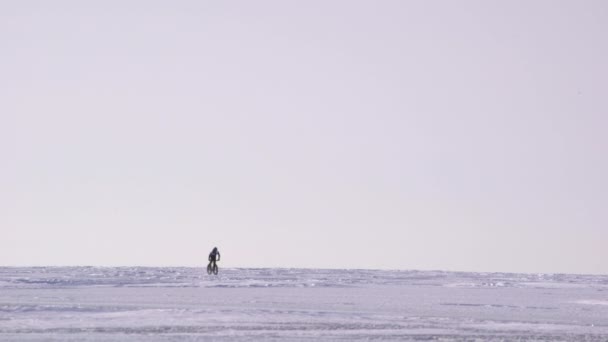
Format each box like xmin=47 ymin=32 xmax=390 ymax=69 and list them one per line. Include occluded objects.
xmin=207 ymin=247 xmax=220 ymax=275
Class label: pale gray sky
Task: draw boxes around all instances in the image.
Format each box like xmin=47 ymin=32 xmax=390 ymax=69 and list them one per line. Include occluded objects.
xmin=2 ymin=1 xmax=607 ymax=274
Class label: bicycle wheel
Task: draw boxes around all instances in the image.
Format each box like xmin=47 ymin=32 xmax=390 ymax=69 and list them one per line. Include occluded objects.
xmin=213 ymin=264 xmax=218 ymax=275
xmin=207 ymin=264 xmax=213 ymax=275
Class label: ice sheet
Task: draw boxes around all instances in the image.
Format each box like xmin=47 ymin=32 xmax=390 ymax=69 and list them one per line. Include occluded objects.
xmin=1 ymin=267 xmax=607 ymax=341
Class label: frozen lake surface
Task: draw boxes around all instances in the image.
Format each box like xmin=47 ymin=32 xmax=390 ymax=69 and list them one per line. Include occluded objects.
xmin=1 ymin=267 xmax=608 ymax=341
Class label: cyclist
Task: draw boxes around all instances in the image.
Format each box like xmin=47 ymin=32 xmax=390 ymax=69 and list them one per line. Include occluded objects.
xmin=208 ymin=247 xmax=220 ymax=271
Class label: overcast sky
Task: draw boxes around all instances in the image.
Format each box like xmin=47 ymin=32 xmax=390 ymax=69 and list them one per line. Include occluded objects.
xmin=2 ymin=1 xmax=607 ymax=274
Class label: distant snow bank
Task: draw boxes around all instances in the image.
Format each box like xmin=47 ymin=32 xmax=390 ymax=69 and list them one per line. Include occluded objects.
xmin=1 ymin=267 xmax=607 ymax=290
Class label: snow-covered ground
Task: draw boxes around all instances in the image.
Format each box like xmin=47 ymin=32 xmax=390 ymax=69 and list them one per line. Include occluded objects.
xmin=1 ymin=267 xmax=607 ymax=341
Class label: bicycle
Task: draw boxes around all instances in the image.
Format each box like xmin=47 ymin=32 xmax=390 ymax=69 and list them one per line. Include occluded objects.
xmin=207 ymin=262 xmax=218 ymax=275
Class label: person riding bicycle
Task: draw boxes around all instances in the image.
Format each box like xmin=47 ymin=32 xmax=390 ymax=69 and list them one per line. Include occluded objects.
xmin=208 ymin=247 xmax=220 ymax=271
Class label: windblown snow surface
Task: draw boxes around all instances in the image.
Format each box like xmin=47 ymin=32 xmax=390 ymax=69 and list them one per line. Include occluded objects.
xmin=1 ymin=267 xmax=608 ymax=341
